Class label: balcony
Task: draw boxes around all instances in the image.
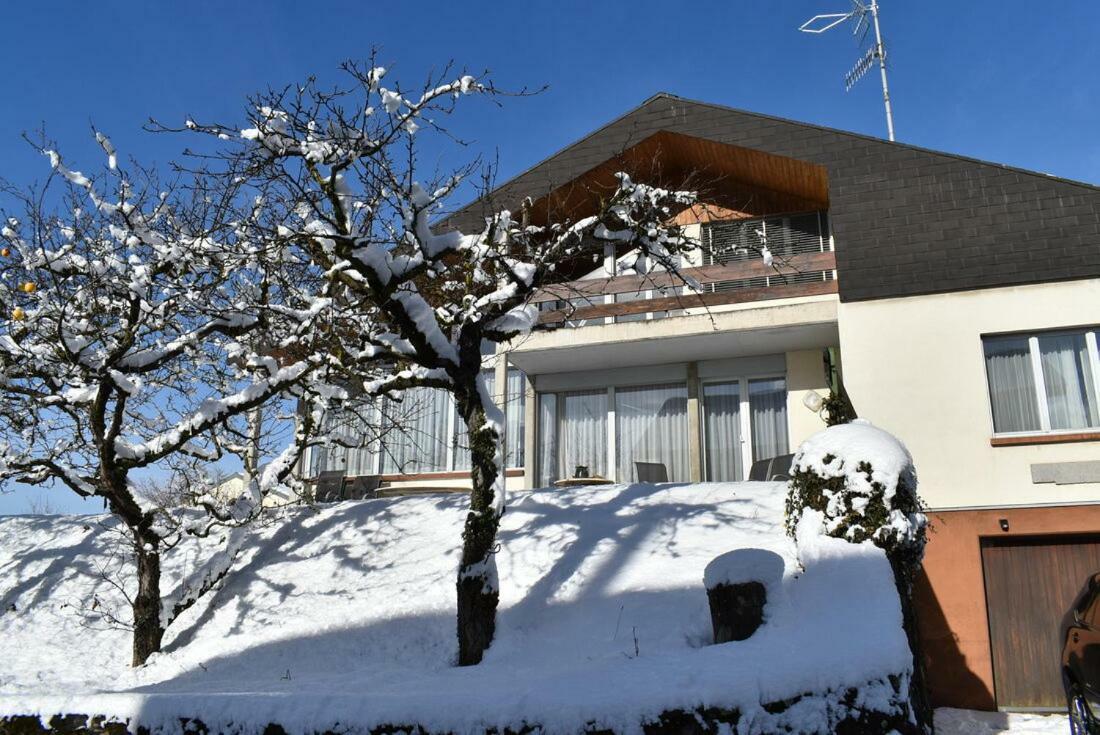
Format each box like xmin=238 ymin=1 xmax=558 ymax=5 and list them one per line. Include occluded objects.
xmin=534 ymin=212 xmax=836 ymax=327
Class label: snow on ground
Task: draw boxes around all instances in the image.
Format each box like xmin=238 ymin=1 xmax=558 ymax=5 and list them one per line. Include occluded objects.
xmin=935 ymin=707 xmax=1070 ymax=734
xmin=0 ymin=482 xmax=911 ymax=734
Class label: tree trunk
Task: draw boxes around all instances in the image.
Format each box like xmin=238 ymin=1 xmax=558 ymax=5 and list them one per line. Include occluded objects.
xmin=455 ymin=390 xmax=502 ymax=666
xmin=132 ymin=539 xmax=164 ymax=666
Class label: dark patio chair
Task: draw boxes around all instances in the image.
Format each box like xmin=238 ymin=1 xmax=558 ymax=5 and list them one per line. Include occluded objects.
xmin=343 ymin=474 xmax=382 ymax=500
xmin=313 ymin=470 xmax=347 ymax=503
xmin=747 ymin=453 xmax=796 ymax=482
xmin=635 ymin=461 xmax=669 ymax=483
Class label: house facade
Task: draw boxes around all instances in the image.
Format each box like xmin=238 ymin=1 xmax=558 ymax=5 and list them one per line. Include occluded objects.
xmin=306 ymin=94 xmax=1100 ymax=712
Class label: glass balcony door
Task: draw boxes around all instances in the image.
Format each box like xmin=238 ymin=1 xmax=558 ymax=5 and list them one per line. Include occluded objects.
xmin=702 ymin=377 xmax=789 ymax=481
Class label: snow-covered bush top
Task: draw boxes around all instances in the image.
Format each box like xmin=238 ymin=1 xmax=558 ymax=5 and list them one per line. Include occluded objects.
xmin=785 ymin=420 xmax=927 ymax=557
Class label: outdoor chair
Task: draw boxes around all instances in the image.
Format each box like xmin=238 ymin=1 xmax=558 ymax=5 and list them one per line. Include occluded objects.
xmin=635 ymin=461 xmax=669 ymax=483
xmin=747 ymin=454 xmax=796 ymax=482
xmin=343 ymin=475 xmax=382 ymax=500
xmin=313 ymin=470 xmax=347 ymax=503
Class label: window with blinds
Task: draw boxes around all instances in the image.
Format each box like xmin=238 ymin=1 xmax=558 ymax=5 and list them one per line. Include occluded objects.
xmin=702 ymin=212 xmax=832 ymax=293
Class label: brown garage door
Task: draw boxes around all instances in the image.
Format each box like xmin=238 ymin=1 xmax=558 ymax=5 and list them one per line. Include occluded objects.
xmin=981 ymin=534 xmax=1100 ymax=709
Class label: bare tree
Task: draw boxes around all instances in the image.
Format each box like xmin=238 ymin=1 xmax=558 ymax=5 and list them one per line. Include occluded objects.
xmin=0 ymin=133 xmax=345 ymax=665
xmin=173 ymin=58 xmax=701 ymax=664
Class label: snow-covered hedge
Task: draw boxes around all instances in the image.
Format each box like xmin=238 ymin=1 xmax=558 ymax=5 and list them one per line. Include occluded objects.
xmin=784 ymin=420 xmax=927 ymax=563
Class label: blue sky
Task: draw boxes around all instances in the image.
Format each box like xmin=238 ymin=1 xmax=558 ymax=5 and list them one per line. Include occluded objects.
xmin=1 ymin=0 xmax=1097 ymax=514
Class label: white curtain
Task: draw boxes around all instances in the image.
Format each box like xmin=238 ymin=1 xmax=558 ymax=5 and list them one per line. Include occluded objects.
xmin=538 ymin=389 xmax=607 ymax=484
xmin=615 ymin=384 xmax=689 ymax=482
xmin=381 ymin=387 xmax=451 ymax=474
xmin=984 ymin=336 xmax=1042 ymax=432
xmin=749 ymin=378 xmax=789 ymax=462
xmin=1038 ymin=333 xmax=1099 ymax=430
xmin=311 ymin=402 xmax=380 ymax=476
xmin=505 ymin=369 xmax=526 ymax=468
xmin=559 ymin=390 xmax=608 ymax=480
xmin=537 ymin=393 xmax=558 ymax=485
xmin=703 ymin=382 xmax=742 ymax=482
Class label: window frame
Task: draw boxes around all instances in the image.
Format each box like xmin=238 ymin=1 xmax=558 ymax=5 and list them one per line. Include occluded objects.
xmin=699 ymin=372 xmax=788 ymax=481
xmin=982 ymin=326 xmax=1100 ymax=440
xmin=535 ymin=371 xmax=791 ymax=486
xmin=309 ymin=366 xmax=527 ymax=478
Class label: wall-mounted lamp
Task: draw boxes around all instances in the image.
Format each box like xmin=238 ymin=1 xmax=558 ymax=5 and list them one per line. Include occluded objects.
xmin=998 ymin=518 xmax=1009 ymax=532
xmin=803 ymin=390 xmax=825 ymax=414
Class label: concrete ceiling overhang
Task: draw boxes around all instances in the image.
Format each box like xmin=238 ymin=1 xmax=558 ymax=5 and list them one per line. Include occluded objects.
xmin=506 ymin=301 xmax=839 ymax=375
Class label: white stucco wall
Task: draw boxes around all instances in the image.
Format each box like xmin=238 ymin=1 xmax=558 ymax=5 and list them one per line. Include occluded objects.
xmin=785 ymin=349 xmax=830 ymax=451
xmin=838 ymin=278 xmax=1100 ymax=510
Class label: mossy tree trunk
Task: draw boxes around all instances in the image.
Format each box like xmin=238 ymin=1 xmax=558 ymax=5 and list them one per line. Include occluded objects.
xmin=454 ymin=385 xmax=502 ymax=666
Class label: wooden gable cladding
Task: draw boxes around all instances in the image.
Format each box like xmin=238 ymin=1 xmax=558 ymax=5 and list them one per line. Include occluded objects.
xmin=526 ymin=130 xmax=830 ymax=228
xmin=521 ymin=130 xmax=830 ymax=281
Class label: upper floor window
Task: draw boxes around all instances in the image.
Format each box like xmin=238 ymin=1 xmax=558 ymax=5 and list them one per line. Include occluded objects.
xmin=982 ymin=329 xmax=1100 ymax=435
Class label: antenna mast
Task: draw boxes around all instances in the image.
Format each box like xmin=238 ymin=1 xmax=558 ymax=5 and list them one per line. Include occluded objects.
xmin=800 ymin=0 xmax=896 ymax=141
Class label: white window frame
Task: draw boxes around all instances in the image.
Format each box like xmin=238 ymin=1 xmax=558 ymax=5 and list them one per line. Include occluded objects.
xmin=535 ymin=372 xmax=789 ymax=485
xmin=312 ymin=367 xmax=527 ymax=478
xmin=982 ymin=327 xmax=1100 ymax=438
xmin=699 ymin=373 xmax=788 ymax=481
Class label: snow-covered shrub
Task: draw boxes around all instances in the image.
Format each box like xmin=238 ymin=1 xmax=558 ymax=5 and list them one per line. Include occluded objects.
xmin=784 ymin=419 xmax=932 ymax=732
xmin=784 ymin=420 xmax=926 ymax=563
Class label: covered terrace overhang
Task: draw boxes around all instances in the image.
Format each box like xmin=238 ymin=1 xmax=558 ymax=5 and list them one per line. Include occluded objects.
xmin=506 ymin=297 xmax=839 ymax=375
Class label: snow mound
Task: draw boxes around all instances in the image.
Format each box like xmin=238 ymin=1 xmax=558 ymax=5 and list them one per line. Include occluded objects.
xmin=789 ymin=419 xmax=926 ymax=551
xmin=703 ymin=548 xmax=785 ymax=590
xmin=935 ymin=707 xmax=1069 ymax=734
xmin=792 ymin=419 xmax=913 ymax=505
xmin=0 ymin=482 xmax=912 ymax=734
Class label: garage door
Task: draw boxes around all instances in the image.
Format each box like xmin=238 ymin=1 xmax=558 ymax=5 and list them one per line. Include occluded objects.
xmin=981 ymin=534 xmax=1100 ymax=709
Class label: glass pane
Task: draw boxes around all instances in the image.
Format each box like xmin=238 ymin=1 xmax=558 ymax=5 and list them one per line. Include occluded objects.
xmin=703 ymin=382 xmax=742 ymax=482
xmin=505 ymin=369 xmax=526 ymax=468
xmin=380 ymin=387 xmax=451 ymax=474
xmin=559 ymin=390 xmax=608 ymax=480
xmin=1038 ymin=332 xmax=1099 ymax=430
xmin=312 ymin=402 xmax=380 ymax=477
xmin=537 ymin=393 xmax=558 ymax=486
xmin=749 ymin=378 xmax=789 ymax=462
xmin=615 ymin=384 xmax=689 ymax=482
xmin=983 ymin=335 xmax=1042 ymax=433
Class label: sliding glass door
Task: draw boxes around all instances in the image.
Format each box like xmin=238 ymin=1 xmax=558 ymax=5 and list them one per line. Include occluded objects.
xmin=702 ymin=377 xmax=789 ymax=481
xmin=615 ymin=384 xmax=689 ymax=482
xmin=538 ymin=390 xmax=608 ymax=485
xmin=702 ymin=382 xmax=743 ymax=481
xmin=537 ymin=374 xmax=789 ymax=486
xmin=748 ymin=378 xmax=789 ymax=462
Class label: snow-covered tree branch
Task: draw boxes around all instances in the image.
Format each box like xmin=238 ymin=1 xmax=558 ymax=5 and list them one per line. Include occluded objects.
xmin=170 ymin=57 xmax=702 ymax=665
xmin=0 ymin=133 xmax=352 ymax=665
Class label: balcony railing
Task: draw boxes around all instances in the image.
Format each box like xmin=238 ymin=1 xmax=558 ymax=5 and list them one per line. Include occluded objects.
xmin=535 ymin=213 xmax=836 ymax=327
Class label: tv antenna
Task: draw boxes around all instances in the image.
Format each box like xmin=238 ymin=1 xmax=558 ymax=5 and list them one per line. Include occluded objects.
xmin=800 ymin=1 xmax=895 ymax=141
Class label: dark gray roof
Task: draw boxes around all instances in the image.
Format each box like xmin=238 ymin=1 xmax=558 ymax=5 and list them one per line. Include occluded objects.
xmin=448 ymin=93 xmax=1100 ymax=302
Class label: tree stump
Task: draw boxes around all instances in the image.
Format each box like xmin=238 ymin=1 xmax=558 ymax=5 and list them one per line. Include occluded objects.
xmin=703 ymin=548 xmax=784 ymax=644
xmin=706 ymin=581 xmax=766 ymax=643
